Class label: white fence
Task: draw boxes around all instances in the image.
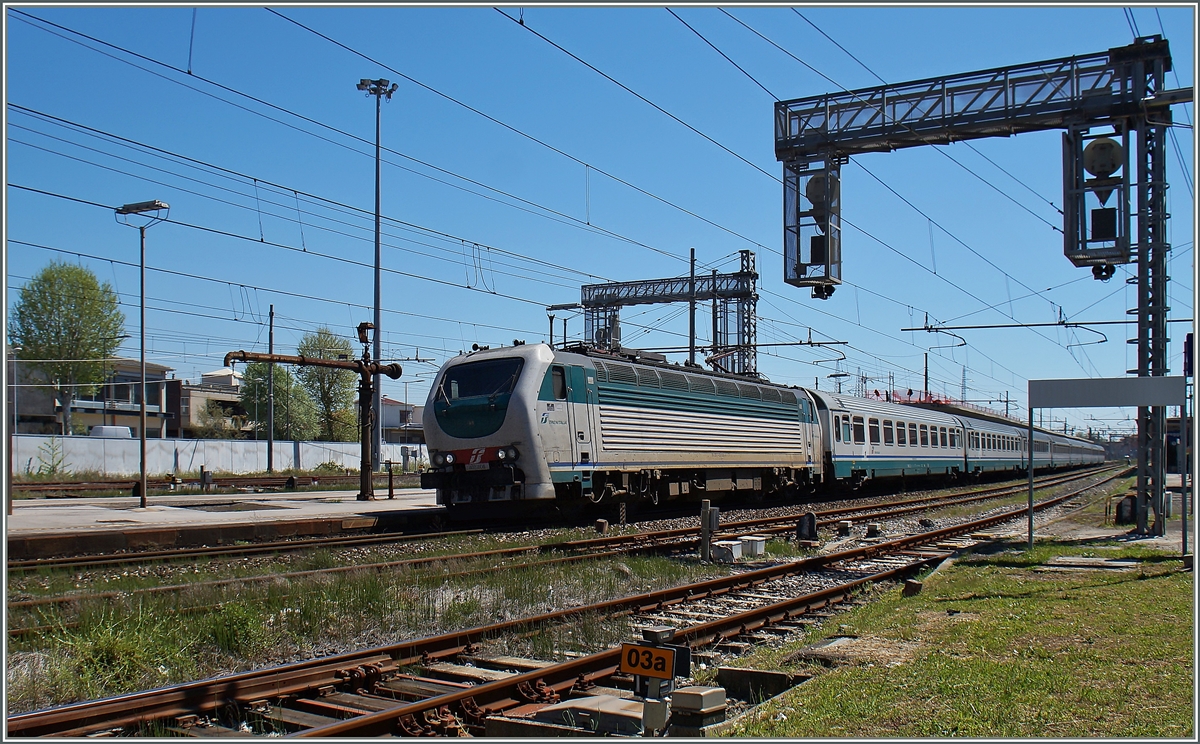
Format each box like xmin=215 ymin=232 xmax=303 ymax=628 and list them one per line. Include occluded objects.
xmin=11 ymin=434 xmax=427 ymax=477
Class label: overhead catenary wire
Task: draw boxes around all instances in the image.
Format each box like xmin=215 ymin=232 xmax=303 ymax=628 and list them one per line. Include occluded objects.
xmin=8 ymin=10 xmax=704 ymax=266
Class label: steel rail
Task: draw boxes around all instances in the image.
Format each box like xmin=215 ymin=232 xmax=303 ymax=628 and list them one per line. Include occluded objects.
xmin=6 ymin=528 xmax=483 ymax=573
xmin=7 ymin=469 xmax=1121 ymax=737
xmin=294 ymin=470 xmax=1124 ymax=737
xmin=8 ymin=467 xmax=1120 ymax=619
xmin=8 ymin=468 xmax=1112 ymax=613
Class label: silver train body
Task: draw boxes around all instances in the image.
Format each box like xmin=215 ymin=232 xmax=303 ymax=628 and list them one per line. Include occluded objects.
xmin=420 ymin=343 xmax=1105 ymax=506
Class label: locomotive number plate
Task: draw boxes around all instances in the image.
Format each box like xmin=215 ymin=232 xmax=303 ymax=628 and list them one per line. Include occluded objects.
xmin=465 ymin=462 xmax=489 ymax=471
xmin=619 ymin=643 xmax=676 ymax=680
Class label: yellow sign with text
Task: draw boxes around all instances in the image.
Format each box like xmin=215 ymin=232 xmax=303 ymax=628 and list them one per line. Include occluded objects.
xmin=619 ymin=643 xmax=676 ymax=680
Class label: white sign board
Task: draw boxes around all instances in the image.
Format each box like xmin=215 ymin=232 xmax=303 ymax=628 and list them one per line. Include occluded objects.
xmin=1028 ymin=376 xmax=1186 ymax=409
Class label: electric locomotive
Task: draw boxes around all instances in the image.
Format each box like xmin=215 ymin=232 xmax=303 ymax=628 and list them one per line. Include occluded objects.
xmin=421 ymin=342 xmax=821 ymax=507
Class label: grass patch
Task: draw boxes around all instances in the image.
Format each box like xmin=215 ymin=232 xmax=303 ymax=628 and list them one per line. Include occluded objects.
xmin=725 ymin=541 xmax=1192 ymax=738
xmin=6 ymin=553 xmax=723 ymax=714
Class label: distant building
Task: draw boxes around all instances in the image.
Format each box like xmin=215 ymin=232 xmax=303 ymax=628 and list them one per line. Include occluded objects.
xmin=170 ymin=368 xmax=248 ymax=438
xmin=9 ymin=356 xmax=174 ymax=437
xmin=381 ymin=396 xmax=424 ymax=445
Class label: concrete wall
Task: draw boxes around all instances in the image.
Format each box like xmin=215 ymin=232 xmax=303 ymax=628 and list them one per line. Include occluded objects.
xmin=11 ymin=434 xmax=428 ymax=477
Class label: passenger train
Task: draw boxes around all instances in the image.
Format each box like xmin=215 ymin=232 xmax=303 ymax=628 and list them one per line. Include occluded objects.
xmin=420 ymin=342 xmax=1105 ymax=509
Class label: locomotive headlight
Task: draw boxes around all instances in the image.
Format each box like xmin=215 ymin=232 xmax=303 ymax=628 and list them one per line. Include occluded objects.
xmin=504 ymin=446 xmax=519 ymax=461
xmin=496 ymin=448 xmax=507 ymax=460
xmin=432 ymin=453 xmax=446 ymax=467
xmin=443 ymin=453 xmax=456 ymax=465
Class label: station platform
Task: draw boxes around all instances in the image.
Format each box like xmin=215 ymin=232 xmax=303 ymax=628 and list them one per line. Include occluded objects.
xmin=5 ymin=488 xmax=442 ymax=560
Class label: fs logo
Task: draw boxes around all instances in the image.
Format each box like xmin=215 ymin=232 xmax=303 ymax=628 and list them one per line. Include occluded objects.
xmin=541 ymin=412 xmax=551 ymax=424
xmin=468 ymin=448 xmax=486 ymax=464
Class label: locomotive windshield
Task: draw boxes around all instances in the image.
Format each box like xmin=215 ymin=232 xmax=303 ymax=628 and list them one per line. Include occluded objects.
xmin=433 ymin=357 xmax=524 ymax=439
xmin=440 ymin=358 xmax=524 ymax=400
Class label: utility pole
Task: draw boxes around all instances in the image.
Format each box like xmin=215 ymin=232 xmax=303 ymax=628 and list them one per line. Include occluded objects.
xmin=923 ymin=353 xmax=929 ymax=402
xmin=267 ymin=304 xmax=274 ymax=474
xmin=688 ymin=248 xmax=696 ymax=366
xmin=711 ymin=269 xmax=719 ymax=358
xmin=357 ymin=77 xmax=398 ymax=476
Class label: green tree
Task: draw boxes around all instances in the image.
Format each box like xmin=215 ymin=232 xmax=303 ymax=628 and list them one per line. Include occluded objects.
xmin=9 ymin=262 xmax=125 ymax=436
xmin=239 ymin=362 xmax=318 ymax=441
xmin=296 ymin=327 xmax=358 ymax=441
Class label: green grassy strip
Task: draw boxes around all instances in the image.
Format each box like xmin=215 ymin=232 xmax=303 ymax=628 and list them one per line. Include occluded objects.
xmin=725 ymin=542 xmax=1193 ymax=738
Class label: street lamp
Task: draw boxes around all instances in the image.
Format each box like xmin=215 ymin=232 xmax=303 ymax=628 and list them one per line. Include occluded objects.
xmin=115 ymin=199 xmax=169 ymax=509
xmin=356 ymin=77 xmax=398 ymax=475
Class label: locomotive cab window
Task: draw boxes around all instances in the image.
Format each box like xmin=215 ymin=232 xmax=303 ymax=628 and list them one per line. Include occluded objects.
xmin=441 ymin=357 xmax=524 ymax=400
xmin=883 ymin=420 xmax=894 ymax=445
xmin=852 ymin=416 xmax=865 ymax=444
xmin=552 ymin=367 xmax=567 ymax=400
xmin=868 ymin=418 xmax=880 ymax=445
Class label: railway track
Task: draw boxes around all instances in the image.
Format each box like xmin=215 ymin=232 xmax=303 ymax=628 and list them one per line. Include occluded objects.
xmin=11 ymin=472 xmax=403 ymax=494
xmin=6 ymin=470 xmax=1122 ymax=737
xmin=7 ymin=466 xmax=1115 ymax=575
xmin=7 ymin=467 xmax=1119 ymax=624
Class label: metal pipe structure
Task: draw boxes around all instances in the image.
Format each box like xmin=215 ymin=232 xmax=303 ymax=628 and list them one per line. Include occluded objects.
xmin=224 ymin=346 xmax=400 ymax=501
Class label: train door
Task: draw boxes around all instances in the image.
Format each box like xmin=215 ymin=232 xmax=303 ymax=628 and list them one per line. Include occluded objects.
xmin=802 ymin=396 xmax=819 ymax=469
xmin=539 ymin=365 xmax=574 ymax=468
xmin=567 ymin=366 xmax=594 ymax=466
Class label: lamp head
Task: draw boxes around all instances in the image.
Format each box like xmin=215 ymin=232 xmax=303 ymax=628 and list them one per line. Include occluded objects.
xmin=116 ymin=200 xmax=170 ymax=215
xmin=357 ymin=322 xmax=374 ymax=345
xmin=357 ymin=79 xmax=371 ymax=91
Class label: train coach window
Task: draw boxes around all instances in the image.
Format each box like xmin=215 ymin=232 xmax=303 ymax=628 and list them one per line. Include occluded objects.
xmin=842 ymin=417 xmax=852 ymax=443
xmin=868 ymin=418 xmax=881 ymax=444
xmin=896 ymin=422 xmax=906 ymax=445
xmin=833 ymin=416 xmax=841 ymax=442
xmin=883 ymin=420 xmax=894 ymax=445
xmin=909 ymin=423 xmax=918 ymax=446
xmin=949 ymin=429 xmax=958 ymax=448
xmin=552 ymin=367 xmax=567 ymax=400
xmin=852 ymin=416 xmax=865 ymax=444
xmin=939 ymin=427 xmax=948 ymax=448
xmin=919 ymin=424 xmax=929 ymax=447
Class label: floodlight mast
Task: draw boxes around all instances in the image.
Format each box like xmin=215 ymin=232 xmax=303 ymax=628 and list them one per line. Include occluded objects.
xmin=356 ymin=77 xmax=399 ymax=475
xmin=114 ymin=199 xmax=169 ymax=509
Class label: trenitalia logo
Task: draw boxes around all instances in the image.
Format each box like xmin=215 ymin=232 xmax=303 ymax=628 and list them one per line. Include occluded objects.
xmin=469 ymin=448 xmax=486 ymax=464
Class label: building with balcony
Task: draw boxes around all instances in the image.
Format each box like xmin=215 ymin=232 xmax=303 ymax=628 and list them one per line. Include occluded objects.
xmin=8 ymin=357 xmax=176 ymax=437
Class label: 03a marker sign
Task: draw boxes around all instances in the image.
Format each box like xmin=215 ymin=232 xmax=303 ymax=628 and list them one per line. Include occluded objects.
xmin=619 ymin=643 xmax=676 ymax=680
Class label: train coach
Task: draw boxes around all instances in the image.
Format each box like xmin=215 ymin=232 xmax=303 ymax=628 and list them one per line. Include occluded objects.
xmin=421 ymin=342 xmax=1105 ymax=509
xmin=813 ymin=391 xmax=1105 ymax=487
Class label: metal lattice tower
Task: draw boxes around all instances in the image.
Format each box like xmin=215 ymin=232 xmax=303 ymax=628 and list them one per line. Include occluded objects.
xmin=574 ymin=250 xmax=759 ymax=376
xmin=774 ymin=36 xmax=1191 ymax=535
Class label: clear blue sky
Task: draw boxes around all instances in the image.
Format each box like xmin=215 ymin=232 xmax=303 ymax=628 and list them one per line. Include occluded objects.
xmin=4 ymin=4 xmax=1195 ymax=438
